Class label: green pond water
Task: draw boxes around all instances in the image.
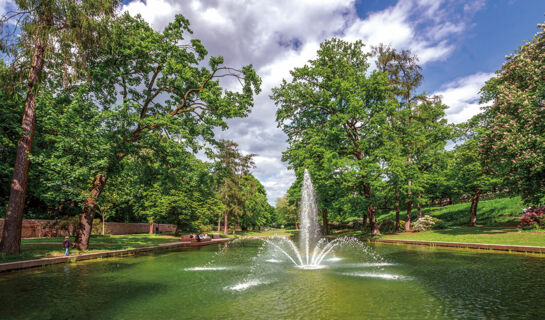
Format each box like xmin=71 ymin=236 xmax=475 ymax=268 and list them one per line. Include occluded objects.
xmin=1 ymin=239 xmax=544 ymax=319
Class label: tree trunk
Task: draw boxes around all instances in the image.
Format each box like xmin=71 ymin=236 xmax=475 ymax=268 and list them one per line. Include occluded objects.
xmin=223 ymin=211 xmax=228 ymax=235
xmin=74 ymin=174 xmax=108 ymax=250
xmin=405 ymin=181 xmax=412 ymax=230
xmin=295 ymin=221 xmax=298 ymax=230
xmin=102 ymin=212 xmax=105 ymax=235
xmin=174 ymin=225 xmax=180 ymax=236
xmin=148 ymin=218 xmax=153 ymax=234
xmin=405 ymin=199 xmax=412 ymax=230
xmin=468 ymin=188 xmax=480 ymax=227
xmin=217 ymin=215 xmax=221 ymax=232
xmin=364 ymin=183 xmax=380 ymax=236
xmin=417 ymin=194 xmax=422 ymax=220
xmin=322 ymin=208 xmax=329 ymax=235
xmin=362 ymin=214 xmax=368 ymax=229
xmin=395 ymin=188 xmax=400 ymax=231
xmin=0 ymin=31 xmax=47 ymax=254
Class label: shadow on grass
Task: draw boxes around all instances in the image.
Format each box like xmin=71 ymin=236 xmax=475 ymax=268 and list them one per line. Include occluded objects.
xmin=430 ymin=226 xmax=518 ymax=236
xmin=1 ymin=234 xmax=181 ymax=263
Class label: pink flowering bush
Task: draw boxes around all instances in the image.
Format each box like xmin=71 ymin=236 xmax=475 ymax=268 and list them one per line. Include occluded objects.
xmin=518 ymin=207 xmax=545 ymax=229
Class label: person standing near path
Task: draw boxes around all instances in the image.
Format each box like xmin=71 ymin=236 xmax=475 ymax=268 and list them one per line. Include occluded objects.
xmin=63 ymin=236 xmax=71 ymax=256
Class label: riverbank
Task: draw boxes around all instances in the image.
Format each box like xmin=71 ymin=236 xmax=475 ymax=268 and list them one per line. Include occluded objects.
xmin=0 ymin=237 xmax=232 ymax=273
xmin=0 ymin=234 xmax=224 ymax=264
xmin=331 ymin=226 xmax=545 ymax=247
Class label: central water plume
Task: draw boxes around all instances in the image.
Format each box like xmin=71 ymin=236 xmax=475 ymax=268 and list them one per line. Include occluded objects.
xmin=300 ymin=169 xmax=322 ymax=265
xmin=265 ymin=169 xmax=346 ymax=269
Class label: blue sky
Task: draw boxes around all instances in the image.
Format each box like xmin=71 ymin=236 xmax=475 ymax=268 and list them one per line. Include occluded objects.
xmin=417 ymin=0 xmax=545 ymax=93
xmin=3 ymin=0 xmax=544 ymax=204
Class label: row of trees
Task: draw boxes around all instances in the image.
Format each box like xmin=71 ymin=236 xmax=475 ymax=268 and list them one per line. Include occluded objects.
xmin=0 ymin=1 xmax=273 ymax=253
xmin=273 ymin=22 xmax=545 ymax=234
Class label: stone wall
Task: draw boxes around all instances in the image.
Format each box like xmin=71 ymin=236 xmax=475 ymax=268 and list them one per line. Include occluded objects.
xmin=0 ymin=219 xmax=177 ymax=238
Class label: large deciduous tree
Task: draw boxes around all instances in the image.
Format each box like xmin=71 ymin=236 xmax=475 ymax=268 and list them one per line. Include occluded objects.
xmin=0 ymin=0 xmax=119 ymax=254
xmin=273 ymin=38 xmax=396 ymax=236
xmin=480 ymin=23 xmax=545 ymax=205
xmin=449 ymin=116 xmax=498 ymax=226
xmin=68 ymin=13 xmax=260 ymax=249
xmin=372 ymin=44 xmax=449 ymax=229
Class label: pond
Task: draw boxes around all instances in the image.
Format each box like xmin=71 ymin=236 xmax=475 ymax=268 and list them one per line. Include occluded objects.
xmin=0 ymin=239 xmax=544 ymax=319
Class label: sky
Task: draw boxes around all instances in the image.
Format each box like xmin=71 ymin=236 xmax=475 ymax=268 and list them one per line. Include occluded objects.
xmin=3 ymin=0 xmax=544 ymax=204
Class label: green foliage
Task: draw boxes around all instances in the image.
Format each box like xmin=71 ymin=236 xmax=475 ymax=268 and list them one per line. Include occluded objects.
xmin=273 ymin=38 xmax=396 ymax=234
xmin=0 ymin=61 xmax=24 ymax=216
xmin=480 ymin=23 xmax=545 ymax=205
xmin=275 ymin=194 xmax=298 ymax=227
xmin=446 ymin=116 xmax=500 ymax=200
xmin=378 ymin=218 xmax=398 ymax=233
xmin=1 ymin=8 xmax=267 ymax=239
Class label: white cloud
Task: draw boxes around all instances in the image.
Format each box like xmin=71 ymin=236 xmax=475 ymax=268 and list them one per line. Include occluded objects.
xmin=122 ymin=0 xmax=482 ymax=204
xmin=122 ymin=0 xmax=179 ymax=30
xmin=435 ymin=72 xmax=495 ymax=124
xmin=0 ymin=0 xmax=14 ymax=15
xmin=343 ymin=0 xmax=468 ymax=64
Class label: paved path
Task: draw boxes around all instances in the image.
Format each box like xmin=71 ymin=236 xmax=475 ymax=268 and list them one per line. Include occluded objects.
xmin=0 ymin=238 xmax=233 ymax=273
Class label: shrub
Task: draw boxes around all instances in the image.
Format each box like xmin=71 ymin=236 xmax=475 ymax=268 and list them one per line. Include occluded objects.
xmin=413 ymin=215 xmax=437 ymax=232
xmin=91 ymin=218 xmax=110 ymax=235
xmin=432 ymin=219 xmax=447 ymax=230
xmin=379 ymin=218 xmax=404 ymax=233
xmin=347 ymin=218 xmax=364 ymax=229
xmin=43 ymin=216 xmax=79 ymax=236
xmin=518 ymin=207 xmax=545 ymax=230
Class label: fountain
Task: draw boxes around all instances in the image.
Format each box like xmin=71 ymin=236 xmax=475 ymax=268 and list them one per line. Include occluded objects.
xmin=265 ymin=169 xmax=346 ymax=269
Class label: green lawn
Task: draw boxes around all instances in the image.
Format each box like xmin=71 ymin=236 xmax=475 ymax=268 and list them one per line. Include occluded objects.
xmin=380 ymin=226 xmax=545 ymax=247
xmin=0 ymin=234 xmax=180 ymax=263
xmin=376 ymin=196 xmax=524 ymax=227
xmin=222 ymin=228 xmax=298 ymax=238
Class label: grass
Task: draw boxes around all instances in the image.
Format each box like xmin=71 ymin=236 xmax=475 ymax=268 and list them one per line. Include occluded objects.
xmin=0 ymin=233 xmax=180 ymax=264
xmin=376 ymin=196 xmax=524 ymax=227
xmin=329 ymin=196 xmax=545 ymax=247
xmin=380 ymin=227 xmax=545 ymax=247
xmin=222 ymin=228 xmax=298 ymax=238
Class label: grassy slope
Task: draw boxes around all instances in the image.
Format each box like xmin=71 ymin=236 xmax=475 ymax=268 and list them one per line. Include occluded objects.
xmin=376 ymin=196 xmax=524 ymax=227
xmin=334 ymin=197 xmax=545 ymax=246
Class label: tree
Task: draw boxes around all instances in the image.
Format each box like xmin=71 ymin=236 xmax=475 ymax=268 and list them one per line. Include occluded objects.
xmin=69 ymin=14 xmax=260 ymax=249
xmin=275 ymin=194 xmax=298 ymax=229
xmin=273 ymin=38 xmax=396 ymax=236
xmin=480 ymin=23 xmax=545 ymax=205
xmin=0 ymin=60 xmax=24 ymax=217
xmin=213 ymin=140 xmax=256 ymax=234
xmin=0 ymin=0 xmax=119 ymax=253
xmin=449 ymin=117 xmax=498 ymax=226
xmin=239 ymin=175 xmax=273 ymax=230
xmin=372 ymin=45 xmax=449 ymax=229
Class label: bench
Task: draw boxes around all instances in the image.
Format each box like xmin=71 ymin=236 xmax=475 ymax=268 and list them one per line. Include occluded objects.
xmin=180 ymin=234 xmax=198 ymax=242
